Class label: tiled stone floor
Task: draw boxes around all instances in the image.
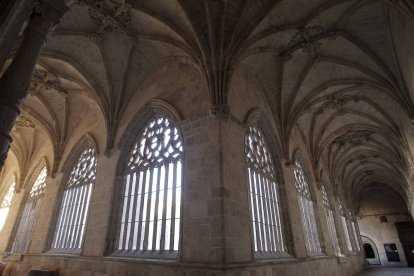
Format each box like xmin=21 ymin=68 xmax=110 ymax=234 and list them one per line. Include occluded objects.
xmin=355 ymin=267 xmax=414 ymax=276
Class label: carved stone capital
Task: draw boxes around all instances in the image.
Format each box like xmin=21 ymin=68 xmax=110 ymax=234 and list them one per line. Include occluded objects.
xmin=30 ymin=0 xmax=69 ymax=39
xmin=284 ymin=160 xmax=292 ymax=167
xmin=209 ymin=103 xmax=230 ymax=120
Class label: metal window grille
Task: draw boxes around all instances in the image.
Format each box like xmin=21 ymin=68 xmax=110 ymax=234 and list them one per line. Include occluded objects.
xmin=245 ymin=126 xmax=286 ymax=255
xmin=51 ymin=147 xmax=96 ymax=252
xmin=12 ymin=167 xmax=47 ymax=253
xmin=321 ymin=185 xmax=341 ymax=256
xmin=115 ymin=115 xmax=183 ymax=256
xmin=294 ymin=160 xmax=322 ymax=256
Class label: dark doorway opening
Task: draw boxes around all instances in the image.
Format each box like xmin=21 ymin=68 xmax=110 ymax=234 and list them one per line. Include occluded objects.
xmin=364 ymin=243 xmax=375 ymax=259
xmin=361 ymin=235 xmax=381 ymax=265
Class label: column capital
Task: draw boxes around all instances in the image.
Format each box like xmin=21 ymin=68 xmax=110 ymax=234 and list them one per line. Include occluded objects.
xmin=30 ymin=0 xmax=69 ymax=39
xmin=209 ymin=103 xmax=230 ymax=120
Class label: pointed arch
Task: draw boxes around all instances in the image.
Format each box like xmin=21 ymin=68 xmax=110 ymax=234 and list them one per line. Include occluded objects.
xmin=293 ymin=150 xmax=323 ymax=256
xmin=48 ymin=134 xmax=97 ymax=253
xmin=244 ymin=108 xmax=294 ymax=257
xmin=108 ymin=99 xmax=184 ymax=258
xmin=9 ymin=160 xmax=48 ymax=253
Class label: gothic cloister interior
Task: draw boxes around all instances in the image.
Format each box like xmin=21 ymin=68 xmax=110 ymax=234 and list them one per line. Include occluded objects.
xmin=1 ymin=0 xmax=414 ymax=275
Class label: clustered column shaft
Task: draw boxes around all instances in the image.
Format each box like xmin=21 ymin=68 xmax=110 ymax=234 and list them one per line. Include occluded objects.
xmin=0 ymin=0 xmax=68 ymax=169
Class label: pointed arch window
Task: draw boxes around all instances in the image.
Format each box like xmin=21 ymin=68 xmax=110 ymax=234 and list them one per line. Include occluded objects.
xmin=51 ymin=147 xmax=96 ymax=253
xmin=12 ymin=166 xmax=47 ymax=253
xmin=245 ymin=125 xmax=287 ymax=255
xmin=0 ymin=178 xmax=15 ymax=232
xmin=321 ymin=185 xmax=341 ymax=256
xmin=293 ymin=159 xmax=322 ymax=256
xmin=115 ymin=115 xmax=183 ymax=257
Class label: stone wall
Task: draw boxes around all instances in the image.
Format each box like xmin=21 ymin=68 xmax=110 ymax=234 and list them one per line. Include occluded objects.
xmin=0 ymin=67 xmax=366 ymax=275
xmin=4 ymin=253 xmax=365 ymax=276
xmin=358 ymin=186 xmax=410 ymax=266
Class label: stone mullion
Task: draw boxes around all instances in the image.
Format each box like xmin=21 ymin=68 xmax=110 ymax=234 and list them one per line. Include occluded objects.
xmin=56 ymin=189 xmax=73 ymax=249
xmin=126 ymin=172 xmax=138 ymax=250
xmin=72 ymin=184 xmax=88 ymax=248
xmin=265 ymin=178 xmax=277 ymax=252
xmin=120 ymin=174 xmax=132 ymax=250
xmin=151 ymin=167 xmax=161 ymax=250
xmin=247 ymin=169 xmax=258 ymax=251
xmin=127 ymin=172 xmax=139 ymax=250
xmin=260 ymin=175 xmax=273 ymax=252
xmin=160 ymin=165 xmax=169 ymax=251
xmin=250 ymin=170 xmax=263 ymax=251
xmin=269 ymin=180 xmax=281 ymax=252
xmin=169 ymin=162 xmax=177 ymax=250
xmin=255 ymin=171 xmax=267 ymax=252
xmin=143 ymin=168 xmax=154 ymax=250
xmin=135 ymin=170 xmax=147 ymax=251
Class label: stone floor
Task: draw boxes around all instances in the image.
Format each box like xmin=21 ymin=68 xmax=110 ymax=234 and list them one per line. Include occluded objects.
xmin=355 ymin=267 xmax=414 ymax=276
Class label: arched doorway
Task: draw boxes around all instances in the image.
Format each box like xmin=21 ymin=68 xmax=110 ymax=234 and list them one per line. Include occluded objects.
xmin=361 ymin=235 xmax=381 ymax=265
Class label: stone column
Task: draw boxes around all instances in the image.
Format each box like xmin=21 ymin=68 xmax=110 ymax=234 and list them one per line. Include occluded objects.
xmin=0 ymin=0 xmax=68 ymax=170
xmin=82 ymin=152 xmax=120 ymax=256
xmin=181 ymin=115 xmax=252 ymax=265
xmin=0 ymin=0 xmax=34 ymax=70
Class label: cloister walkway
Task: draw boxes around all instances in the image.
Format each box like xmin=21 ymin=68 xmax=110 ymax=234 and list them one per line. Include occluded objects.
xmin=355 ymin=267 xmax=414 ymax=276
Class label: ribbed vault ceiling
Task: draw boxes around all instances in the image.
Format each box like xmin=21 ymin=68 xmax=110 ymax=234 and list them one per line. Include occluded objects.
xmin=4 ymin=0 xmax=414 ymax=212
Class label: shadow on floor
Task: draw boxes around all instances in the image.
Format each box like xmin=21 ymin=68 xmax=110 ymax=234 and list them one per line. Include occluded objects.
xmin=354 ymin=267 xmax=414 ymax=276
